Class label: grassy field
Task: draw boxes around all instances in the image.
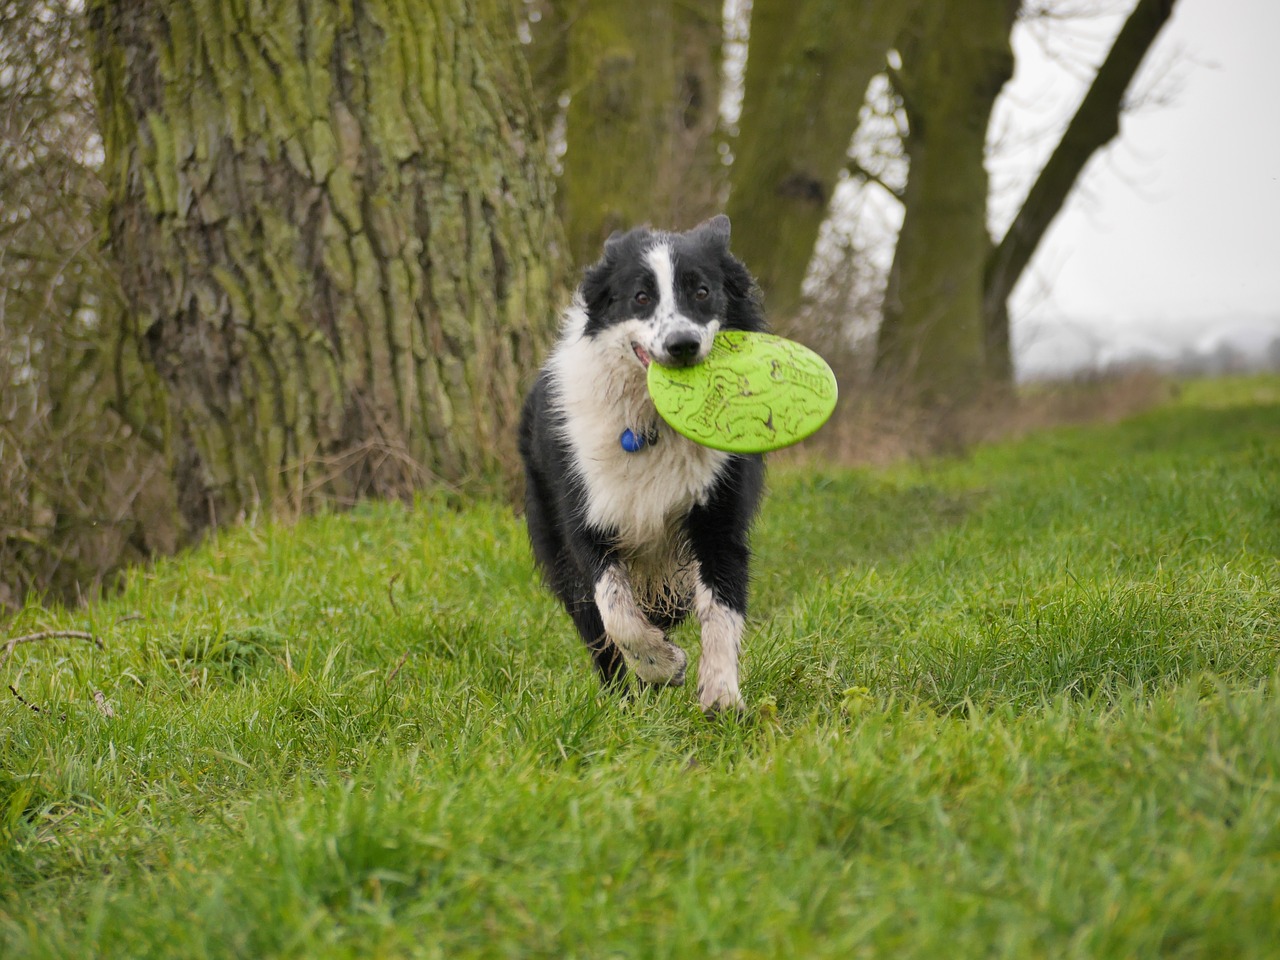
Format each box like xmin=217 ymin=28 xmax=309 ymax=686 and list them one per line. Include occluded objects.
xmin=2 ymin=376 xmax=1278 ymax=958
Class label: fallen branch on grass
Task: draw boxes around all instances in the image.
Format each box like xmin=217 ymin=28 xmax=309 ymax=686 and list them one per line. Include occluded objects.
xmin=8 ymin=684 xmax=68 ymax=721
xmin=1 ymin=629 xmax=104 ymax=671
xmin=5 ymin=629 xmax=104 ymax=650
xmin=9 ymin=683 xmax=43 ymax=713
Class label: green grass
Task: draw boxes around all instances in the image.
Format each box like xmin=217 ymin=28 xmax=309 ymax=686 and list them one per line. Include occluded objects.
xmin=2 ymin=376 xmax=1278 ymax=958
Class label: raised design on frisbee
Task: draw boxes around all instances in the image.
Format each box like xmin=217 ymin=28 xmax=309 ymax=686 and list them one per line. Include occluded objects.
xmin=647 ymin=330 xmax=838 ymax=454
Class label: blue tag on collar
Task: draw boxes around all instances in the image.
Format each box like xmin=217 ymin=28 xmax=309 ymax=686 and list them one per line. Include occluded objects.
xmin=620 ymin=427 xmax=658 ymax=452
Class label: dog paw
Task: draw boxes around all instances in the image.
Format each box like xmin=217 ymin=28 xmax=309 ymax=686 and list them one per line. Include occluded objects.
xmin=697 ymin=681 xmax=745 ymax=715
xmin=628 ymin=641 xmax=688 ymax=686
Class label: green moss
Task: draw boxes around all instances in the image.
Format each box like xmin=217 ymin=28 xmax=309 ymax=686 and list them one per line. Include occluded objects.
xmin=305 ymin=119 xmax=338 ymax=183
xmin=88 ymin=0 xmax=565 ymax=522
xmin=210 ymin=266 xmax=252 ymax=320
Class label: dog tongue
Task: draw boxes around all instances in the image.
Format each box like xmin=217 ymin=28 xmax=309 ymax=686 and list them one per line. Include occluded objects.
xmin=633 ymin=343 xmax=652 ymax=367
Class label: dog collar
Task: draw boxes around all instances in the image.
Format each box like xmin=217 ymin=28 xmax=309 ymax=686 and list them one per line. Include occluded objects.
xmin=620 ymin=427 xmax=660 ymax=453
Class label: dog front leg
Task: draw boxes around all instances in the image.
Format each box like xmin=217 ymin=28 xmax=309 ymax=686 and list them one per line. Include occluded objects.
xmin=594 ymin=565 xmax=687 ymax=686
xmin=685 ymin=457 xmax=762 ymax=714
xmin=693 ymin=579 xmax=746 ymax=713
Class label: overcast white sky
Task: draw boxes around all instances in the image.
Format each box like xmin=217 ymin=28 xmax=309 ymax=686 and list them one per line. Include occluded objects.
xmin=732 ymin=0 xmax=1277 ymax=371
xmin=995 ymin=0 xmax=1280 ymax=359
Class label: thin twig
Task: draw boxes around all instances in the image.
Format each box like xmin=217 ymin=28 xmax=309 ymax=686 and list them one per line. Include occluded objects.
xmin=845 ymin=159 xmax=905 ymax=201
xmin=9 ymin=684 xmax=42 ymax=713
xmin=387 ymin=573 xmax=401 ymax=614
xmin=385 ymin=650 xmax=411 ymax=685
xmin=5 ymin=630 xmax=104 ymax=649
xmin=2 ymin=630 xmax=104 ymax=672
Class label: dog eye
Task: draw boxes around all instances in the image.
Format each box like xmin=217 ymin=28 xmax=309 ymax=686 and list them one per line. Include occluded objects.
xmin=635 ymin=291 xmax=651 ymax=306
xmin=695 ymin=286 xmax=710 ymax=301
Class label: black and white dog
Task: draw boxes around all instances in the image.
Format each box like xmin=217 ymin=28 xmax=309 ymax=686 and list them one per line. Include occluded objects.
xmin=518 ymin=215 xmax=765 ymax=713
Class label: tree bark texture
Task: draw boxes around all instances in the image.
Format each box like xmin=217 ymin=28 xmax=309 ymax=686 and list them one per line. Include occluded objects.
xmin=725 ymin=0 xmax=917 ymax=325
xmin=874 ymin=0 xmax=1017 ymax=405
xmin=983 ymin=0 xmax=1178 ymax=381
xmin=88 ymin=0 xmax=564 ymax=533
xmin=553 ymin=0 xmax=724 ymax=266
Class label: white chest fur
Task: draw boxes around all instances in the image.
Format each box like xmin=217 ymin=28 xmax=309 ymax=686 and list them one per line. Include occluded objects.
xmin=547 ymin=306 xmax=729 ymax=552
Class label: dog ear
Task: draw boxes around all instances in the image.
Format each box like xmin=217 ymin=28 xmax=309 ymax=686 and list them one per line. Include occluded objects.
xmin=583 ymin=229 xmax=634 ymax=313
xmin=720 ymin=250 xmax=766 ymax=333
xmin=601 ymin=225 xmax=653 ymax=261
xmin=602 ymin=229 xmax=627 ymax=257
xmin=692 ymin=214 xmax=731 ymax=250
xmin=581 ymin=258 xmax=614 ymax=318
xmin=706 ymin=214 xmax=731 ymax=242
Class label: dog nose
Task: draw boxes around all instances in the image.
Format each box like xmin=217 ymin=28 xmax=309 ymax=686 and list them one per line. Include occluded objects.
xmin=663 ymin=333 xmax=702 ymax=365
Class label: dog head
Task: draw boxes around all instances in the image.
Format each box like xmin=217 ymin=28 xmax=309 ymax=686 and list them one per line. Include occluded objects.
xmin=578 ymin=215 xmax=764 ymax=370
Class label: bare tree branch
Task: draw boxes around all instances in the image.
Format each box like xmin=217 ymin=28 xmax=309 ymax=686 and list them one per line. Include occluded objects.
xmin=985 ymin=0 xmax=1179 ymax=321
xmin=844 ymin=159 xmax=905 ymax=202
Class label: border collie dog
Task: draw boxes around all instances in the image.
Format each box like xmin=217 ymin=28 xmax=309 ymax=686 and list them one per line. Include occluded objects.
xmin=518 ymin=215 xmax=765 ymax=713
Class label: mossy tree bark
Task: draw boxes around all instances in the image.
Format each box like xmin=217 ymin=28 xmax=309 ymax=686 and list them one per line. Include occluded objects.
xmin=873 ymin=0 xmax=1017 ymax=406
xmin=88 ymin=0 xmax=564 ymax=533
xmin=725 ymin=0 xmax=917 ymax=325
xmin=551 ymin=0 xmax=724 ymax=266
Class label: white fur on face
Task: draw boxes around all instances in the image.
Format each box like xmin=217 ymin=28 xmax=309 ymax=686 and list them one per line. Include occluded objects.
xmin=637 ymin=242 xmax=719 ymax=367
xmin=595 ymin=565 xmax=688 ymax=685
xmin=694 ymin=579 xmax=745 ymax=713
xmin=547 ymin=299 xmax=729 ymax=551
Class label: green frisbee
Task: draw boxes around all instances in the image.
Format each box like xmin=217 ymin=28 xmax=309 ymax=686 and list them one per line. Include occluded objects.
xmin=647 ymin=330 xmax=838 ymax=453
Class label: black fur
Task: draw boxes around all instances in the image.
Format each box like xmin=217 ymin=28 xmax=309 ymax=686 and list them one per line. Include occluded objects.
xmin=518 ymin=216 xmax=766 ymax=691
xmin=520 ymin=373 xmax=632 ymax=682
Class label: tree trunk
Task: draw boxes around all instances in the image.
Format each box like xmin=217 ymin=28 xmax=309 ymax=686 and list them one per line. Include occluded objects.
xmin=88 ymin=0 xmax=565 ymax=534
xmin=983 ymin=0 xmax=1178 ymax=382
xmin=725 ymin=0 xmax=917 ymax=325
xmin=874 ymin=0 xmax=1017 ymax=405
xmin=554 ymin=0 xmax=724 ymax=265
